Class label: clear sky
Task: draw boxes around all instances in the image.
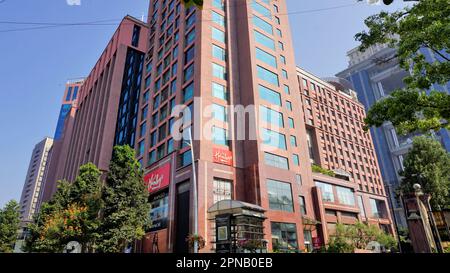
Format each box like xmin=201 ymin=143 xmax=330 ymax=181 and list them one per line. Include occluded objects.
xmin=0 ymin=0 xmax=407 ymax=207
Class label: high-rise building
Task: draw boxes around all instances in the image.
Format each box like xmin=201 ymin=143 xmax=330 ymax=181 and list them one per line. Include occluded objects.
xmin=336 ymin=44 xmax=450 ymax=228
xmin=135 ymin=0 xmax=394 ymax=253
xmin=40 ymin=80 xmax=84 ymax=204
xmin=54 ymin=16 xmax=148 ymax=183
xmin=54 ymin=79 xmax=84 ymax=140
xmin=297 ymin=68 xmax=394 ymax=244
xmin=18 ymin=137 xmax=54 ymax=225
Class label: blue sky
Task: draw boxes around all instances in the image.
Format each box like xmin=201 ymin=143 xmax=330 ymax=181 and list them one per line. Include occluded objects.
xmin=0 ymin=0 xmax=406 ymax=207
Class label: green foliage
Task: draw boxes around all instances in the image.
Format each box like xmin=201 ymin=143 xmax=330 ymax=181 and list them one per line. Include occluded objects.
xmin=311 ymin=164 xmax=335 ymax=177
xmin=96 ymin=145 xmax=150 ymax=253
xmin=399 ymin=136 xmax=450 ymax=210
xmin=0 ymin=200 xmax=20 ymax=253
xmin=182 ymin=0 xmax=203 ymax=8
xmin=24 ymin=163 xmax=102 ymax=253
xmin=355 ymin=0 xmax=450 ymax=134
xmin=326 ymin=222 xmax=397 ymax=253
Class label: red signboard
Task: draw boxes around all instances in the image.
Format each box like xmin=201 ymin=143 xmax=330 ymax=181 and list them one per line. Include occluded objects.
xmin=144 ymin=163 xmax=171 ymax=194
xmin=312 ymin=237 xmax=322 ymax=248
xmin=213 ymin=148 xmax=233 ymax=166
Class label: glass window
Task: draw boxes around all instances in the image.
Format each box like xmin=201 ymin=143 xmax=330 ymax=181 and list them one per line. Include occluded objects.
xmin=257 ymin=65 xmax=279 ymax=86
xmin=299 ymin=196 xmax=307 ymax=215
xmin=212 ymin=126 xmax=229 ymax=146
xmin=180 ymin=150 xmax=192 ymax=167
xmin=211 ymin=11 xmax=225 ymax=27
xmin=213 ymin=178 xmax=233 ymax=204
xmin=213 ymin=0 xmax=225 ymax=10
xmin=184 ymin=46 xmax=195 ymax=64
xmin=256 ymin=47 xmax=277 ymax=68
xmin=271 ymin=222 xmax=298 ymax=252
xmin=212 ymin=27 xmax=225 ymax=43
xmin=260 ymin=105 xmax=284 ymax=127
xmin=212 ymin=103 xmax=227 ymax=122
xmin=254 ymin=30 xmax=275 ymax=50
xmin=315 ymin=181 xmax=334 ymax=202
xmin=66 ymin=87 xmax=73 ymax=101
xmin=184 ymin=63 xmax=194 ymax=82
xmin=288 ymin=117 xmax=295 ymax=128
xmin=357 ymin=196 xmax=366 ymax=218
xmin=252 ymin=0 xmax=271 ymax=17
xmin=253 ymin=15 xmax=273 ymax=35
xmin=212 ymin=82 xmax=227 ymax=100
xmin=290 ymin=136 xmax=297 ymax=147
xmin=267 ymin=179 xmax=293 ymax=212
xmin=336 ymin=186 xmax=355 ymax=206
xmin=167 ymin=138 xmax=174 ymax=154
xmin=138 ymin=140 xmax=145 ymax=156
xmin=212 ymin=44 xmax=226 ymax=61
xmin=286 ymin=101 xmax=292 ymax=111
xmin=186 ymin=28 xmax=196 ymax=45
xmin=264 ymin=152 xmax=289 ymax=170
xmin=183 ymin=82 xmax=194 ymax=102
xmin=213 ymin=63 xmax=226 ymax=80
xmin=261 ymin=128 xmax=287 ymax=150
xmin=292 ymin=154 xmax=299 ymax=166
xmin=259 ymin=85 xmax=281 ymax=106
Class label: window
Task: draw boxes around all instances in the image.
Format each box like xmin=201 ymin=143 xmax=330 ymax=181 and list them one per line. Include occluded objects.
xmin=148 ymin=150 xmax=156 ymax=165
xmin=66 ymin=87 xmax=73 ymax=101
xmin=286 ymin=101 xmax=292 ymax=111
xmin=271 ymin=222 xmax=298 ymax=252
xmin=212 ymin=27 xmax=225 ymax=43
xmin=213 ymin=178 xmax=232 ymax=204
xmin=292 ymin=154 xmax=299 ymax=166
xmin=336 ymin=186 xmax=355 ymax=206
xmin=211 ymin=11 xmax=225 ymax=27
xmin=212 ymin=103 xmax=227 ymax=122
xmin=264 ymin=152 xmax=289 ymax=170
xmin=256 ymin=47 xmax=277 ymax=68
xmin=315 ymin=181 xmax=334 ymax=202
xmin=253 ymin=15 xmax=273 ymax=35
xmin=138 ymin=140 xmax=145 ymax=156
xmin=180 ymin=150 xmax=193 ymax=167
xmin=260 ymin=106 xmax=284 ymax=127
xmin=213 ymin=63 xmax=226 ymax=79
xmin=290 ymin=136 xmax=297 ymax=147
xmin=72 ymin=86 xmax=79 ymax=100
xmin=370 ymin=198 xmax=385 ymax=218
xmin=212 ymin=126 xmax=229 ymax=146
xmin=212 ymin=82 xmax=227 ymax=100
xmin=267 ymin=179 xmax=293 ymax=212
xmin=299 ymin=196 xmax=307 ymax=215
xmin=252 ymin=0 xmax=271 ymax=17
xmin=357 ymin=196 xmax=366 ymax=218
xmin=257 ymin=65 xmax=279 ymax=86
xmin=288 ymin=118 xmax=295 ymax=128
xmin=212 ymin=44 xmax=226 ymax=61
xmin=261 ymin=128 xmax=286 ymax=150
xmin=184 ymin=46 xmax=195 ymax=64
xmin=254 ymin=30 xmax=275 ymax=50
xmin=186 ymin=28 xmax=196 ymax=44
xmin=259 ymin=85 xmax=281 ymax=106
xmin=184 ymin=63 xmax=194 ymax=82
xmin=213 ymin=0 xmax=225 ymax=10
xmin=183 ymin=82 xmax=194 ymax=102
xmin=140 ymin=122 xmax=147 ymax=138
xmin=167 ymin=138 xmax=174 ymax=154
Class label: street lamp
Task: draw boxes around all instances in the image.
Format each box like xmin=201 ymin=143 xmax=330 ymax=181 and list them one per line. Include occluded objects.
xmin=184 ymin=126 xmax=198 ymax=253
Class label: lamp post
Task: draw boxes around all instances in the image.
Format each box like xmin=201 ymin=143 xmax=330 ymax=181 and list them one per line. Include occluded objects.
xmin=185 ymin=126 xmax=198 ymax=253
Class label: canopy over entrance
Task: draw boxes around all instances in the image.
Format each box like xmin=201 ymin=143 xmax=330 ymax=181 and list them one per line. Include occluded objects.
xmin=207 ymin=200 xmax=266 ymax=220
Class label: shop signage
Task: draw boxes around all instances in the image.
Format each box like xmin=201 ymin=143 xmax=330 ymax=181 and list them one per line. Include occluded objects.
xmin=144 ymin=163 xmax=171 ymax=194
xmin=312 ymin=237 xmax=322 ymax=248
xmin=213 ymin=148 xmax=233 ymax=166
xmin=149 ymin=190 xmax=169 ymax=232
xmin=215 ymin=214 xmax=232 ymax=253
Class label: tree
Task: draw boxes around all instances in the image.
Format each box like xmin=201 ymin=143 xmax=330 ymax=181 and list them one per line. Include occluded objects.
xmin=182 ymin=0 xmax=203 ymax=8
xmin=327 ymin=222 xmax=397 ymax=253
xmin=0 ymin=200 xmax=20 ymax=253
xmin=23 ymin=163 xmax=102 ymax=253
xmin=355 ymin=0 xmax=450 ymax=134
xmin=399 ymin=136 xmax=450 ymax=210
xmin=96 ymin=145 xmax=150 ymax=253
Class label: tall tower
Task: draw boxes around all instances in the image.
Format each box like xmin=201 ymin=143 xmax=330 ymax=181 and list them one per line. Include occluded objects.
xmin=18 ymin=137 xmax=53 ymax=225
xmin=138 ymin=0 xmax=318 ymax=253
